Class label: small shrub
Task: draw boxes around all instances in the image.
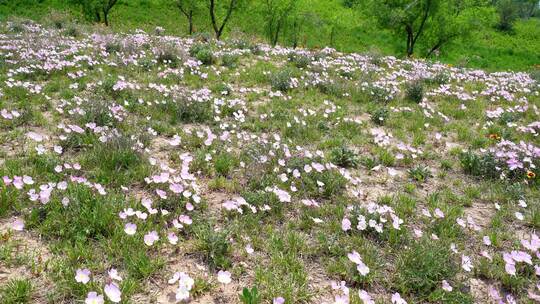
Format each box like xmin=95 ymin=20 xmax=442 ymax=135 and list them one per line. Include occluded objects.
xmin=370 ymin=107 xmax=389 ymax=125
xmin=405 ymin=81 xmax=424 ymax=103
xmin=459 ymin=151 xmax=498 ymax=179
xmin=0 ymin=279 xmax=32 ymax=304
xmin=270 ymin=69 xmax=295 ymax=92
xmin=155 ymin=43 xmax=182 ymax=66
xmin=214 ymin=152 xmax=236 ymax=177
xmin=288 ymin=53 xmax=311 ymax=68
xmin=408 ymin=165 xmax=432 ymax=182
xmin=221 ymin=53 xmax=239 ymax=68
xmin=193 ymin=224 xmax=231 ymax=270
xmin=250 ymin=44 xmax=263 ymax=55
xmin=432 ymin=72 xmax=450 ymax=85
xmin=63 ymin=25 xmax=80 ymax=37
xmin=105 ymin=41 xmax=122 ymax=54
xmin=231 ymin=38 xmax=253 ymax=49
xmin=239 ymin=287 xmax=261 ymax=304
xmin=190 ymin=44 xmax=214 ymax=65
xmin=530 ymin=70 xmax=540 ymax=83
xmin=496 ymin=0 xmax=518 ymax=32
xmin=395 ymin=239 xmax=457 ymax=298
xmin=330 ymin=146 xmax=359 ymax=168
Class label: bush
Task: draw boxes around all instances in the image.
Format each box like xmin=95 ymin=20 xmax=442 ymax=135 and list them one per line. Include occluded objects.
xmin=0 ymin=279 xmax=33 ymax=304
xmin=221 ymin=53 xmax=239 ymax=68
xmin=193 ymin=224 xmax=231 ymax=270
xmin=190 ymin=44 xmax=214 ymax=65
xmin=405 ymin=81 xmax=424 ymax=103
xmin=459 ymin=151 xmax=499 ymax=179
xmin=395 ymin=239 xmax=457 ymax=298
xmin=156 ymin=44 xmax=181 ymax=66
xmin=496 ymin=0 xmax=518 ymax=32
xmin=288 ymin=53 xmax=311 ymax=68
xmin=408 ymin=165 xmax=432 ymax=182
xmin=330 ymin=146 xmax=359 ymax=168
xmin=371 ymin=107 xmax=389 ymax=125
xmin=270 ymin=69 xmax=295 ymax=92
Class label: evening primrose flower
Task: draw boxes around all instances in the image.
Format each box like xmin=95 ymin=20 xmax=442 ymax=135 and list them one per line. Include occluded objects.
xmin=124 ymin=223 xmax=137 ymax=235
xmin=85 ymin=292 xmax=104 ymax=304
xmin=75 ymin=268 xmax=91 ymax=284
xmin=144 ymin=231 xmax=159 ymax=246
xmin=104 ymin=283 xmax=122 ymax=303
xmin=217 ymin=270 xmax=232 ymax=284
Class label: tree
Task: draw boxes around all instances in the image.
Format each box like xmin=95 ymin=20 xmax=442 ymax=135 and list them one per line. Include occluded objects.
xmin=101 ymin=0 xmax=119 ymax=26
xmin=371 ymin=0 xmax=489 ymax=57
xmin=425 ymin=0 xmax=491 ymax=57
xmin=71 ymin=0 xmax=119 ymax=26
xmin=207 ymin=0 xmax=242 ymax=40
xmin=262 ymin=0 xmax=298 ymax=46
xmin=177 ymin=0 xmax=201 ymax=35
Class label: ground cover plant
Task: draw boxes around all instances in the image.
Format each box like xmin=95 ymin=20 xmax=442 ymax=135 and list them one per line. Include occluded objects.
xmin=0 ymin=18 xmax=539 ymax=304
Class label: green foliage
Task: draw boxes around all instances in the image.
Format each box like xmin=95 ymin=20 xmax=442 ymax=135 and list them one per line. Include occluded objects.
xmin=221 ymin=53 xmax=240 ymax=68
xmin=408 ymin=165 xmax=432 ymax=182
xmin=370 ymin=0 xmax=491 ymax=56
xmin=288 ymin=52 xmax=311 ymax=68
xmin=270 ymin=69 xmax=295 ymax=91
xmin=190 ymin=43 xmax=215 ymax=65
xmin=459 ymin=151 xmax=499 ymax=179
xmin=395 ymin=239 xmax=457 ymax=299
xmin=0 ymin=279 xmax=33 ymax=304
xmin=496 ymin=0 xmax=519 ymax=32
xmin=193 ymin=223 xmax=232 ymax=270
xmin=405 ymin=80 xmax=424 ymax=103
xmin=330 ymin=146 xmax=359 ymax=168
xmin=370 ymin=107 xmax=389 ymax=125
xmin=239 ymin=287 xmax=261 ymax=304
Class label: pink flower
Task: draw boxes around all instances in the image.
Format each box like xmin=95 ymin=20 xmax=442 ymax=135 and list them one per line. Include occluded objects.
xmin=12 ymin=218 xmax=24 ymax=231
xmin=461 ymin=255 xmax=473 ymax=272
xmin=358 ymin=290 xmax=375 ymax=304
xmin=442 ymin=280 xmax=453 ymax=292
xmin=167 ymin=232 xmax=178 ymax=245
xmin=85 ymin=291 xmax=104 ymax=304
xmin=144 ymin=231 xmax=159 ymax=246
xmin=124 ymin=223 xmax=137 ymax=235
xmin=75 ymin=268 xmax=91 ymax=284
xmin=391 ymin=292 xmax=407 ymax=304
xmin=273 ymin=297 xmax=285 ymax=304
xmin=341 ymin=218 xmax=352 ymax=231
xmin=108 ymin=268 xmax=122 ymax=281
xmin=217 ymin=270 xmax=232 ymax=284
xmin=104 ymin=283 xmax=122 ymax=303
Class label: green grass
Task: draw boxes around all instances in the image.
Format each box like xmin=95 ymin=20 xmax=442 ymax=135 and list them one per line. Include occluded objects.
xmin=0 ymin=279 xmax=33 ymax=304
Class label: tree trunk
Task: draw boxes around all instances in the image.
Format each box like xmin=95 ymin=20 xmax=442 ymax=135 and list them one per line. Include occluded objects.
xmin=103 ymin=9 xmax=109 ymax=26
xmin=209 ymin=0 xmax=236 ymax=40
xmin=405 ymin=25 xmax=414 ymax=56
xmin=188 ymin=12 xmax=193 ymax=35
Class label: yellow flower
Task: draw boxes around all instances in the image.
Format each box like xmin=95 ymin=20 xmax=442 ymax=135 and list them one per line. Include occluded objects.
xmin=527 ymin=171 xmax=536 ymax=179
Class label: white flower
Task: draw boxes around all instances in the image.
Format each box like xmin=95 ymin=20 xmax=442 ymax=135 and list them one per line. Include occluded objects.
xmin=12 ymin=218 xmax=24 ymax=231
xmin=144 ymin=231 xmax=159 ymax=246
xmin=124 ymin=223 xmax=137 ymax=235
xmin=442 ymin=280 xmax=453 ymax=292
xmin=358 ymin=290 xmax=375 ymax=304
xmin=217 ymin=270 xmax=232 ymax=284
xmin=109 ymin=268 xmax=122 ymax=281
xmin=391 ymin=292 xmax=407 ymax=304
xmin=75 ymin=268 xmax=91 ymax=284
xmin=85 ymin=292 xmax=104 ymax=304
xmin=104 ymin=283 xmax=122 ymax=303
xmin=461 ymin=255 xmax=473 ymax=272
